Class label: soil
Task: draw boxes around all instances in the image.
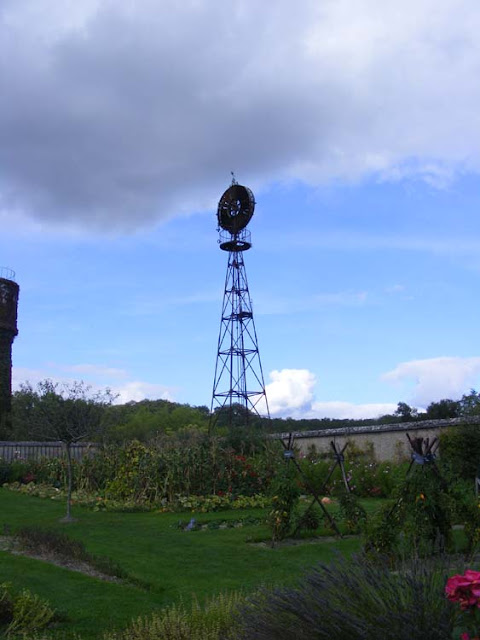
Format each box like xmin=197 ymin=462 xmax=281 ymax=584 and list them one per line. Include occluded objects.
xmin=0 ymin=536 xmax=122 ymax=582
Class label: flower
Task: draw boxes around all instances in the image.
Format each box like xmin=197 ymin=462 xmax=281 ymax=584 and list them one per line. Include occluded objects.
xmin=446 ymin=570 xmax=480 ymax=610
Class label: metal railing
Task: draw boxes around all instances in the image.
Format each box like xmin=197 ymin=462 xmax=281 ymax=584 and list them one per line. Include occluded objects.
xmin=0 ymin=267 xmax=16 ymax=281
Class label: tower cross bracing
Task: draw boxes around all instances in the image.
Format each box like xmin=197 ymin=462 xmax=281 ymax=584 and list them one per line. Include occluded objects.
xmin=210 ymin=182 xmax=269 ymax=430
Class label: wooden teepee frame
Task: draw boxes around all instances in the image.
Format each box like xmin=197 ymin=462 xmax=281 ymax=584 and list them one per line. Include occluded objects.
xmin=280 ymin=433 xmax=343 ymax=537
xmin=384 ymin=432 xmax=444 ymax=524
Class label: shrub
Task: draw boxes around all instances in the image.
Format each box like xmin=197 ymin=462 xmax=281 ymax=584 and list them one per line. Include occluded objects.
xmin=267 ymin=464 xmax=300 ymax=544
xmin=440 ymin=424 xmax=480 ymax=481
xmin=364 ymin=463 xmax=458 ymax=557
xmin=104 ymin=592 xmax=244 ymax=640
xmin=0 ymin=459 xmax=31 ymax=485
xmin=0 ymin=584 xmax=14 ymax=627
xmin=239 ymin=553 xmax=456 ymax=640
xmin=0 ymin=583 xmax=56 ymax=637
xmin=448 ymin=480 xmax=480 ymax=559
xmin=7 ymin=589 xmax=56 ymax=637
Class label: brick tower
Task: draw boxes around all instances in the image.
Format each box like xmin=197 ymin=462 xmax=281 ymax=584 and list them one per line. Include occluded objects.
xmin=0 ymin=268 xmax=19 ymax=434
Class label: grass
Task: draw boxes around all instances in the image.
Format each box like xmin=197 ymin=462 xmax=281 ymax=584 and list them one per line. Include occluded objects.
xmin=0 ymin=489 xmax=365 ymax=638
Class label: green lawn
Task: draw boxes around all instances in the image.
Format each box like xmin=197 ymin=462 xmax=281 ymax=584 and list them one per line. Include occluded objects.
xmin=0 ymin=489 xmax=364 ymax=638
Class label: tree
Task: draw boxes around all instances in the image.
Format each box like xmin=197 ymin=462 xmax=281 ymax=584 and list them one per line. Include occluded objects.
xmin=15 ymin=380 xmax=115 ymax=521
xmin=458 ymin=389 xmax=480 ymax=417
xmin=394 ymin=402 xmax=418 ymax=422
xmin=425 ymin=398 xmax=460 ymax=419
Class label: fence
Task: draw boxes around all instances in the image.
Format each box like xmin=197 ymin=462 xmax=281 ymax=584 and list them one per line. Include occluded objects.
xmin=0 ymin=441 xmax=100 ymax=462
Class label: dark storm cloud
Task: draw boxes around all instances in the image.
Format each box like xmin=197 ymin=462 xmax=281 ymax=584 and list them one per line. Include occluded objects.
xmin=1 ymin=0 xmax=480 ymax=230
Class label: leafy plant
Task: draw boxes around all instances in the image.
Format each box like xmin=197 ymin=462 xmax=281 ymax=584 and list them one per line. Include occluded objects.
xmin=3 ymin=480 xmax=269 ymax=514
xmin=338 ymin=492 xmax=367 ymax=533
xmin=364 ymin=463 xmax=460 ymax=557
xmin=267 ymin=464 xmax=300 ymax=545
xmin=0 ymin=459 xmax=31 ymax=485
xmin=0 ymin=583 xmax=56 ymax=637
xmin=7 ymin=589 xmax=56 ymax=637
xmin=104 ymin=592 xmax=244 ymax=640
xmin=296 ymin=505 xmax=322 ymax=532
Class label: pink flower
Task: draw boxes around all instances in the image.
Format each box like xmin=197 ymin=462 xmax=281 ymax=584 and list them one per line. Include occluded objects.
xmin=446 ymin=571 xmax=480 ymax=611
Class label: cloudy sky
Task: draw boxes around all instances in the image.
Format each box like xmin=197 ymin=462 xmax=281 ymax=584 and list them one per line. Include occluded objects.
xmin=2 ymin=0 xmax=480 ymax=419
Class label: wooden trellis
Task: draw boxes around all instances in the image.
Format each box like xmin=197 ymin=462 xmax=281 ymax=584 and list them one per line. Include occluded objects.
xmin=384 ymin=432 xmax=445 ymax=525
xmin=281 ymin=433 xmax=342 ymax=537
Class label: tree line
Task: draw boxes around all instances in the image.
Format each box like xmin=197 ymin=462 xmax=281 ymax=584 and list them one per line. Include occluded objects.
xmin=4 ymin=380 xmax=480 ymax=446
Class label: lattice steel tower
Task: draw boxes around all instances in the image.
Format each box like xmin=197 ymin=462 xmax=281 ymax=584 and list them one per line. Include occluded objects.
xmin=210 ymin=180 xmax=270 ymax=430
xmin=0 ymin=268 xmax=19 ymax=434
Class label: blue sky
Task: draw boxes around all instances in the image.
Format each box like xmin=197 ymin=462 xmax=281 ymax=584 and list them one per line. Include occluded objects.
xmin=2 ymin=1 xmax=480 ymax=419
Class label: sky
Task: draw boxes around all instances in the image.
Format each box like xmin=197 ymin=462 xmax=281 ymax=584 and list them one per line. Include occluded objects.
xmin=2 ymin=0 xmax=480 ymax=420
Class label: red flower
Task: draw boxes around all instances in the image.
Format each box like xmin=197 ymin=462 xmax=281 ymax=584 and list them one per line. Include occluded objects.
xmin=446 ymin=571 xmax=480 ymax=610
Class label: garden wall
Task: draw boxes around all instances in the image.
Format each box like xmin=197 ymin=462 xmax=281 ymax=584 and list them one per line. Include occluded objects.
xmin=274 ymin=417 xmax=480 ymax=461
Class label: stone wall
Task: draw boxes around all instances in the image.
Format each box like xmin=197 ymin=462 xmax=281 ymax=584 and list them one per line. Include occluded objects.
xmin=273 ymin=416 xmax=480 ymax=461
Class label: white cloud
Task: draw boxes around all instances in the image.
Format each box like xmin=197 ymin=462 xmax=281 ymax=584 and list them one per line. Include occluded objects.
xmin=1 ymin=0 xmax=480 ymax=230
xmin=266 ymin=369 xmax=317 ymax=415
xmin=265 ymin=368 xmax=397 ymax=419
xmin=310 ymin=401 xmax=398 ymax=420
xmin=12 ymin=364 xmax=176 ymax=404
xmin=382 ymin=356 xmax=480 ymax=406
xmin=12 ymin=367 xmax=54 ymax=390
xmin=112 ymin=381 xmax=175 ymax=404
